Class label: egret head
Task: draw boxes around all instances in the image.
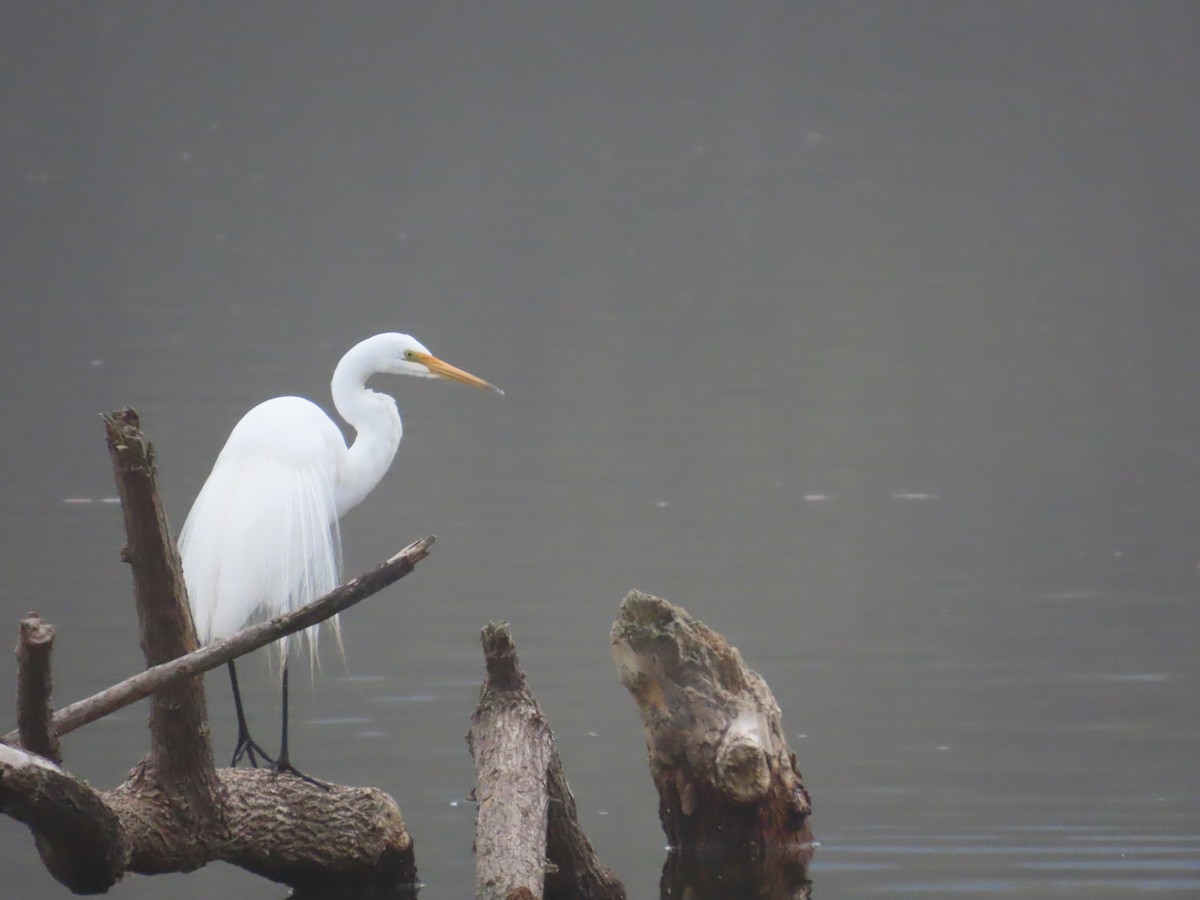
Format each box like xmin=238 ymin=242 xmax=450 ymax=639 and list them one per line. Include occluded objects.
xmin=380 ymin=333 xmax=502 ymax=393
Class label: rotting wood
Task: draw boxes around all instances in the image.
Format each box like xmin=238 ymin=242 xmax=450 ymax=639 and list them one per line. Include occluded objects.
xmin=0 ymin=409 xmax=419 ymax=894
xmin=611 ymin=590 xmax=814 ymax=880
xmin=469 ymin=622 xmax=626 ymax=900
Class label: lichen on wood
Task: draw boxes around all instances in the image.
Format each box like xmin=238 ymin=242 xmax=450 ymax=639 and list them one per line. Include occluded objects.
xmin=611 ymin=591 xmax=813 ymax=857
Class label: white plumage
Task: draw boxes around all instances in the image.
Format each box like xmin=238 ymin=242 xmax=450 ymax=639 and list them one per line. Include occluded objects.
xmin=176 ymin=332 xmax=499 ymax=772
xmin=179 ymin=396 xmax=346 ymax=659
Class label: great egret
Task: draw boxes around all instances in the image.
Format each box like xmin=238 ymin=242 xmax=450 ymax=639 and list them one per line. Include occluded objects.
xmin=179 ymin=332 xmax=500 ymax=777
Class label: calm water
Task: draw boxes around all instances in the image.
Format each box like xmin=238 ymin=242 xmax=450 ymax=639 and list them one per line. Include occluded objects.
xmin=2 ymin=4 xmax=1198 ymax=897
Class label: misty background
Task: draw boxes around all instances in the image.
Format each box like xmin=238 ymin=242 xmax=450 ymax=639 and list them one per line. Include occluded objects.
xmin=2 ymin=4 xmax=1198 ymax=897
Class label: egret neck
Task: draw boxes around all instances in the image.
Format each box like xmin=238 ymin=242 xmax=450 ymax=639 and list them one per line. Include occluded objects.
xmin=330 ymin=340 xmax=404 ymax=517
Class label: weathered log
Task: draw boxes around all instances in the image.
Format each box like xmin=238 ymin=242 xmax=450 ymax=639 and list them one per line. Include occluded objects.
xmin=5 ymin=537 xmax=433 ymax=747
xmin=0 ymin=743 xmax=125 ymax=893
xmin=16 ymin=613 xmax=60 ymax=764
xmin=469 ymin=622 xmax=625 ymax=900
xmin=611 ymin=591 xmax=814 ymax=862
xmin=469 ymin=622 xmax=554 ymax=899
xmin=0 ymin=743 xmax=415 ymax=892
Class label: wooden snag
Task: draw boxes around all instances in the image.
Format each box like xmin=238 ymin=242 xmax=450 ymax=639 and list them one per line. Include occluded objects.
xmin=611 ymin=591 xmax=814 ymax=869
xmin=469 ymin=622 xmax=625 ymax=900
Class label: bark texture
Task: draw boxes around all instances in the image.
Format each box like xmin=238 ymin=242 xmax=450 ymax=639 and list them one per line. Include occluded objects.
xmin=611 ymin=591 xmax=814 ymax=859
xmin=1 ymin=745 xmax=416 ymax=891
xmin=469 ymin=622 xmax=625 ymax=900
xmin=469 ymin=623 xmax=554 ymax=899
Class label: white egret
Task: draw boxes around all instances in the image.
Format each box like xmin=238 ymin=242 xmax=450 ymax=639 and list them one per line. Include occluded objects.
xmin=179 ymin=332 xmax=501 ymax=777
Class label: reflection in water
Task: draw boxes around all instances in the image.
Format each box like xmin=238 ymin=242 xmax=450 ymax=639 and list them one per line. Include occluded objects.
xmin=662 ymin=846 xmax=813 ymax=900
xmin=813 ymin=825 xmax=1200 ymax=895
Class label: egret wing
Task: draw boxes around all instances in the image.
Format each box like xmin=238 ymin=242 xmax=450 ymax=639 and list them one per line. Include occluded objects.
xmin=179 ymin=397 xmax=348 ymax=663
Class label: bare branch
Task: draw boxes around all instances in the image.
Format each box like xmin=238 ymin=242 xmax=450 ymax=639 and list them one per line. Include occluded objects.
xmin=4 ymin=537 xmax=434 ymax=746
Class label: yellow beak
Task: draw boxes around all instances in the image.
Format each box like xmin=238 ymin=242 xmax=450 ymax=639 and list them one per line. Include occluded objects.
xmin=415 ymin=352 xmax=503 ymax=394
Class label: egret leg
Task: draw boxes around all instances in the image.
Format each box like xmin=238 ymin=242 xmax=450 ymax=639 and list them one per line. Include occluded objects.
xmin=228 ymin=660 xmax=275 ymax=768
xmin=272 ymin=662 xmax=329 ymax=789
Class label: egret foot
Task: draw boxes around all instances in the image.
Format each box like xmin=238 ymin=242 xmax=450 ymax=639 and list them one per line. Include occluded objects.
xmin=226 ymin=660 xmax=274 ymax=767
xmin=268 ymin=663 xmax=330 ymax=788
xmin=272 ymin=757 xmax=332 ymax=790
xmin=230 ymin=729 xmax=275 ymax=769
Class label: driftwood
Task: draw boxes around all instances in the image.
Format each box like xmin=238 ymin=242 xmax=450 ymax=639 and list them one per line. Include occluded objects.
xmin=0 ymin=409 xmax=420 ymax=894
xmin=469 ymin=622 xmax=625 ymax=900
xmin=612 ymin=591 xmax=814 ymax=898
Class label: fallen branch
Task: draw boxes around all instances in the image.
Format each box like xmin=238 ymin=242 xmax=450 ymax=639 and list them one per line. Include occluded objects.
xmin=5 ymin=537 xmax=433 ymax=746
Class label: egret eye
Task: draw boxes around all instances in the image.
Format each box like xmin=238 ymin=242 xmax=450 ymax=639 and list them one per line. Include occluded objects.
xmin=404 ymin=350 xmax=416 ymax=360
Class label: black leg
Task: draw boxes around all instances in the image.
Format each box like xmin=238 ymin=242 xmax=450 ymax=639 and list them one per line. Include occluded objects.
xmin=228 ymin=660 xmax=274 ymax=768
xmin=272 ymin=661 xmax=329 ymax=789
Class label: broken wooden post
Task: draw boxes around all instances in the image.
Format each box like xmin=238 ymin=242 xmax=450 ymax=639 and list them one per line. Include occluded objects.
xmin=469 ymin=622 xmax=625 ymax=900
xmin=469 ymin=622 xmax=554 ymax=899
xmin=611 ymin=591 xmax=813 ymax=895
xmin=15 ymin=613 xmax=60 ymax=765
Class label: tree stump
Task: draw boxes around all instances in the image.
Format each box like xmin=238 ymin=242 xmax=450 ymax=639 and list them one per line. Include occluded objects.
xmin=611 ymin=591 xmax=814 ymax=862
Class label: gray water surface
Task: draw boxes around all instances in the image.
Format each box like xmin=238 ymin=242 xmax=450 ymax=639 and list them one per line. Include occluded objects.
xmin=2 ymin=4 xmax=1198 ymax=897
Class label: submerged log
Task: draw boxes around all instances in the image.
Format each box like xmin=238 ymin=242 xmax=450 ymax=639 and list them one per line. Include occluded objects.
xmin=469 ymin=622 xmax=625 ymax=900
xmin=611 ymin=591 xmax=814 ymax=863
